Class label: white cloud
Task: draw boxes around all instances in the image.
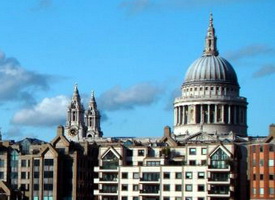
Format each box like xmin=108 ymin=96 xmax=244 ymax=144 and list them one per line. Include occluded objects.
xmin=0 ymin=51 xmax=52 ymax=104
xmin=11 ymin=95 xmax=69 ymax=127
xmin=98 ymin=82 xmax=162 ymax=111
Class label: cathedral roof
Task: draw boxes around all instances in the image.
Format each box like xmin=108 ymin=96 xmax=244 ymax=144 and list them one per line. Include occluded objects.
xmin=183 ymin=14 xmax=239 ymax=86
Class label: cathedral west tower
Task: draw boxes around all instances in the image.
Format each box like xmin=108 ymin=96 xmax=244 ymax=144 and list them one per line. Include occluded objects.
xmin=174 ymin=14 xmax=248 ymax=137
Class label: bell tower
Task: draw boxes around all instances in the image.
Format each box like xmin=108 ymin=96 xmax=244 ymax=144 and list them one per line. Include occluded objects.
xmin=85 ymin=91 xmax=103 ymax=138
xmin=65 ymin=84 xmax=86 ymax=141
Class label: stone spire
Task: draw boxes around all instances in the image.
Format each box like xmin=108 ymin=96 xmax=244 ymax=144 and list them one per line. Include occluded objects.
xmin=85 ymin=91 xmax=103 ymax=138
xmin=203 ymin=13 xmax=219 ymax=56
xmin=72 ymin=83 xmax=81 ymax=107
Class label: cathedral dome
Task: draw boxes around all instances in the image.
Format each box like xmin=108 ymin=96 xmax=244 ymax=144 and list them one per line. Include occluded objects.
xmin=184 ymin=55 xmax=238 ymax=86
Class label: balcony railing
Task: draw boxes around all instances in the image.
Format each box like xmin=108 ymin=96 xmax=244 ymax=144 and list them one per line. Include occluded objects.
xmin=208 ymin=190 xmax=229 ymax=195
xmin=140 ymin=189 xmax=159 ymax=194
xmin=208 ymin=178 xmax=229 ymax=182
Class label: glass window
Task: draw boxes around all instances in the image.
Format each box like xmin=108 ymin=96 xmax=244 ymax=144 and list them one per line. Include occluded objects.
xmin=201 ymin=148 xmax=207 ymax=155
xmin=21 ymin=172 xmax=26 ymax=179
xmin=122 ymin=172 xmax=128 ymax=179
xmin=198 ymin=198 xmax=204 ymax=200
xmin=259 ymin=188 xmax=264 ymax=195
xmin=185 ymin=172 xmax=192 ymax=179
xmin=260 ymin=146 xmax=263 ymax=152
xmin=189 ymin=160 xmax=196 ymax=166
xmin=269 ymin=188 xmax=274 ymax=195
xmin=198 ymin=185 xmax=205 ymax=192
xmin=176 ymin=198 xmax=181 ymax=200
xmin=133 ymin=197 xmax=139 ymax=200
xmin=198 ymin=172 xmax=205 ymax=179
xmin=260 ymin=174 xmax=264 ymax=180
xmin=269 ymin=145 xmax=274 ymax=152
xmin=133 ymin=173 xmax=139 ymax=179
xmin=259 ymin=159 xmax=264 ymax=166
xmin=122 ymin=197 xmax=127 ymax=200
xmin=270 ymin=174 xmax=274 ymax=180
xmin=21 ymin=160 xmax=27 ymax=167
xmin=185 ymin=184 xmax=192 ymax=191
xmin=0 ymin=172 xmax=4 ymax=179
xmin=189 ymin=148 xmax=196 ymax=155
xmin=121 ymin=184 xmax=128 ymax=191
xmin=252 ymin=188 xmax=256 ymax=195
xmin=163 ymin=172 xmax=170 ymax=179
xmin=138 ymin=150 xmax=144 ymax=156
xmin=0 ymin=160 xmax=4 ymax=167
xmin=102 ymin=151 xmax=119 ymax=169
xmin=133 ymin=185 xmax=139 ymax=191
xmin=175 ymin=172 xmax=182 ymax=179
xmin=175 ymin=184 xmax=182 ymax=191
xmin=268 ymin=160 xmax=274 ymax=166
xmin=185 ymin=197 xmax=192 ymax=200
xmin=163 ymin=198 xmax=169 ymax=200
xmin=163 ymin=184 xmax=170 ymax=191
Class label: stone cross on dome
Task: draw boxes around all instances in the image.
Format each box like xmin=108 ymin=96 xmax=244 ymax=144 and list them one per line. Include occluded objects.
xmin=203 ymin=13 xmax=219 ymax=56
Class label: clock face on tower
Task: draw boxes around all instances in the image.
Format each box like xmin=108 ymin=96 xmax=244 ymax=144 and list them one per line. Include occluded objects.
xmin=69 ymin=127 xmax=78 ymax=136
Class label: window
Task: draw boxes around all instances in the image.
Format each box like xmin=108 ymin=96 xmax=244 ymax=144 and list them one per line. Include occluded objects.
xmin=259 ymin=188 xmax=264 ymax=195
xmin=21 ymin=172 xmax=26 ymax=179
xmin=122 ymin=197 xmax=127 ymax=200
xmin=133 ymin=197 xmax=139 ymax=200
xmin=34 ymin=160 xmax=40 ymax=166
xmin=176 ymin=198 xmax=181 ymax=200
xmin=269 ymin=188 xmax=274 ymax=195
xmin=269 ymin=174 xmax=274 ymax=180
xmin=269 ymin=145 xmax=274 ymax=152
xmin=44 ymin=159 xmax=54 ymax=166
xmin=252 ymin=159 xmax=256 ymax=167
xmin=185 ymin=184 xmax=192 ymax=191
xmin=0 ymin=172 xmax=4 ymax=179
xmin=185 ymin=197 xmax=192 ymax=200
xmin=252 ymin=188 xmax=256 ymax=195
xmin=189 ymin=160 xmax=196 ymax=166
xmin=21 ymin=160 xmax=27 ymax=167
xmin=260 ymin=174 xmax=264 ymax=180
xmin=44 ymin=184 xmax=53 ymax=191
xmin=133 ymin=173 xmax=139 ymax=179
xmin=175 ymin=184 xmax=182 ymax=191
xmin=185 ymin=172 xmax=192 ymax=179
xmin=0 ymin=160 xmax=4 ymax=167
xmin=138 ymin=162 xmax=143 ymax=166
xmin=121 ymin=184 xmax=128 ymax=191
xmin=259 ymin=159 xmax=264 ymax=166
xmin=198 ymin=198 xmax=204 ymax=200
xmin=269 ymin=160 xmax=274 ymax=166
xmin=163 ymin=184 xmax=170 ymax=191
xmin=252 ymin=146 xmax=256 ymax=153
xmin=201 ymin=148 xmax=207 ymax=155
xmin=260 ymin=146 xmax=263 ymax=152
xmin=189 ymin=148 xmax=196 ymax=155
xmin=163 ymin=172 xmax=170 ymax=179
xmin=138 ymin=150 xmax=144 ymax=156
xmin=175 ymin=172 xmax=182 ymax=179
xmin=147 ymin=161 xmax=160 ymax=166
xmin=133 ymin=185 xmax=139 ymax=191
xmin=198 ymin=185 xmax=205 ymax=192
xmin=253 ymin=174 xmax=256 ymax=180
xmin=198 ymin=172 xmax=205 ymax=179
xmin=163 ymin=198 xmax=169 ymax=200
xmin=201 ymin=160 xmax=207 ymax=165
xmin=122 ymin=173 xmax=128 ymax=179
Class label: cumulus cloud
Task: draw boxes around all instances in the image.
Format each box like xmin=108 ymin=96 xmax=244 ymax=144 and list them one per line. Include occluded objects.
xmin=253 ymin=64 xmax=275 ymax=78
xmin=119 ymin=0 xmax=256 ymax=15
xmin=0 ymin=51 xmax=52 ymax=104
xmin=11 ymin=95 xmax=69 ymax=127
xmin=98 ymin=82 xmax=162 ymax=111
xmin=225 ymin=44 xmax=275 ymax=61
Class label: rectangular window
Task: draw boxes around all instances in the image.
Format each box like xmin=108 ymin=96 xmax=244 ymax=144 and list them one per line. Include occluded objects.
xmin=189 ymin=148 xmax=196 ymax=155
xmin=0 ymin=172 xmax=4 ymax=179
xmin=122 ymin=197 xmax=127 ymax=200
xmin=269 ymin=188 xmax=274 ymax=195
xmin=198 ymin=198 xmax=204 ymax=200
xmin=175 ymin=184 xmax=182 ymax=191
xmin=201 ymin=160 xmax=207 ymax=165
xmin=270 ymin=174 xmax=274 ymax=180
xmin=185 ymin=184 xmax=192 ymax=191
xmin=198 ymin=172 xmax=205 ymax=179
xmin=163 ymin=184 xmax=170 ymax=191
xmin=260 ymin=146 xmax=263 ymax=152
xmin=133 ymin=185 xmax=139 ymax=191
xmin=0 ymin=160 xmax=4 ymax=167
xmin=21 ymin=160 xmax=27 ymax=167
xmin=259 ymin=188 xmax=264 ymax=195
xmin=253 ymin=174 xmax=256 ymax=180
xmin=34 ymin=160 xmax=40 ymax=166
xmin=133 ymin=197 xmax=139 ymax=200
xmin=163 ymin=172 xmax=170 ymax=179
xmin=259 ymin=159 xmax=264 ymax=166
xmin=133 ymin=173 xmax=139 ymax=179
xmin=175 ymin=172 xmax=182 ymax=179
xmin=122 ymin=172 xmax=128 ymax=179
xmin=176 ymin=198 xmax=181 ymax=200
xmin=269 ymin=145 xmax=274 ymax=152
xmin=121 ymin=184 xmax=128 ymax=191
xmin=185 ymin=172 xmax=192 ymax=179
xmin=185 ymin=197 xmax=192 ymax=200
xmin=163 ymin=198 xmax=169 ymax=200
xmin=44 ymin=159 xmax=54 ymax=166
xmin=138 ymin=150 xmax=144 ymax=156
xmin=198 ymin=185 xmax=205 ymax=192
xmin=189 ymin=160 xmax=196 ymax=166
xmin=21 ymin=172 xmax=26 ymax=179
xmin=268 ymin=160 xmax=274 ymax=166
xmin=201 ymin=148 xmax=207 ymax=155
xmin=260 ymin=174 xmax=264 ymax=180
xmin=253 ymin=188 xmax=256 ymax=195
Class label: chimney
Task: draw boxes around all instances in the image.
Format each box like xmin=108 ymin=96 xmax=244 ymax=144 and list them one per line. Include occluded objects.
xmin=269 ymin=124 xmax=275 ymax=137
xmin=164 ymin=126 xmax=171 ymax=137
xmin=57 ymin=125 xmax=64 ymax=136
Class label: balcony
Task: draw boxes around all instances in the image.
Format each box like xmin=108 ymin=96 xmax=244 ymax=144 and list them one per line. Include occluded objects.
xmin=208 ymin=165 xmax=230 ymax=172
xmin=140 ymin=178 xmax=160 ymax=183
xmin=208 ymin=190 xmax=230 ymax=197
xmin=208 ymin=177 xmax=230 ymax=184
xmin=140 ymin=189 xmax=160 ymax=196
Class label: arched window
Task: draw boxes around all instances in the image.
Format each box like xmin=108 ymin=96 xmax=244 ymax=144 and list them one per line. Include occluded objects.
xmin=210 ymin=148 xmax=230 ymax=169
xmin=102 ymin=151 xmax=119 ymax=169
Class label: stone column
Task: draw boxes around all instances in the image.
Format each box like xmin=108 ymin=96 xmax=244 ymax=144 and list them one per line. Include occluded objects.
xmin=234 ymin=106 xmax=237 ymax=124
xmin=222 ymin=105 xmax=225 ymax=123
xmin=200 ymin=105 xmax=204 ymax=124
xmin=183 ymin=106 xmax=186 ymax=124
xmin=207 ymin=104 xmax=210 ymax=123
xmin=214 ymin=105 xmax=217 ymax=123
xmin=228 ymin=105 xmax=231 ymax=124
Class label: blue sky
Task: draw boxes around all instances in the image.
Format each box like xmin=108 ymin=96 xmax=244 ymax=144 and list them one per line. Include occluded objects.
xmin=0 ymin=0 xmax=274 ymax=141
